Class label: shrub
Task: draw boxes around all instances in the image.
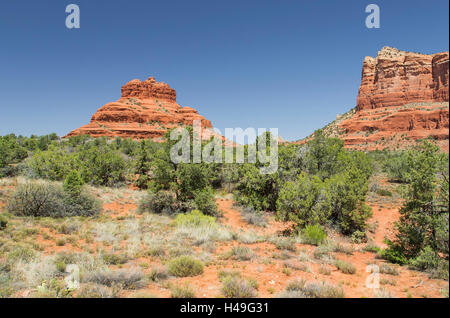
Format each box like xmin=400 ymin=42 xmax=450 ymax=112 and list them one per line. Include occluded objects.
xmin=376 ymin=188 xmax=392 ymax=197
xmin=7 ymin=182 xmax=100 ymax=218
xmin=167 ymin=256 xmax=204 ymax=277
xmin=193 ymin=188 xmax=218 ymax=216
xmin=83 ymin=268 xmax=146 ymax=289
xmin=278 ymin=279 xmax=344 ymax=298
xmin=334 ymin=260 xmax=356 ymax=274
xmin=148 ymin=266 xmax=169 ymax=282
xmin=101 ymin=253 xmax=128 ymax=265
xmin=379 ymin=264 xmax=399 ymax=276
xmin=171 ymin=284 xmax=196 ymax=298
xmin=351 ymin=230 xmax=367 ymax=244
xmin=0 ymin=215 xmax=8 ymax=230
xmin=277 ymin=173 xmax=331 ymax=228
xmin=221 ymin=276 xmax=257 ymax=298
xmin=302 ymin=224 xmax=327 ymax=245
xmin=225 ymin=246 xmax=254 ymax=261
xmin=63 ymin=170 xmax=84 ymax=197
xmin=240 ymin=207 xmax=267 ymax=227
xmin=76 ymin=283 xmax=115 ymax=298
xmin=138 ymin=191 xmax=177 ymax=214
xmin=274 ymin=238 xmax=297 ymax=252
xmin=174 ymin=210 xmax=216 ymax=228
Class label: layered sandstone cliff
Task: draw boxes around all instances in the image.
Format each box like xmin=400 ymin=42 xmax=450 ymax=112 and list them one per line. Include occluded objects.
xmin=65 ymin=77 xmax=215 ymax=141
xmin=356 ymin=47 xmax=448 ymax=111
xmin=297 ymin=47 xmax=449 ymax=151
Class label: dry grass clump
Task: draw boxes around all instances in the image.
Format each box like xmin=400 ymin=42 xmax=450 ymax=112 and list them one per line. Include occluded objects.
xmin=278 ymin=279 xmax=344 ymax=298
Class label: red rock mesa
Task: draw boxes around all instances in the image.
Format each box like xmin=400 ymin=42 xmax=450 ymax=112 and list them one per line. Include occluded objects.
xmin=297 ymin=47 xmax=449 ymax=151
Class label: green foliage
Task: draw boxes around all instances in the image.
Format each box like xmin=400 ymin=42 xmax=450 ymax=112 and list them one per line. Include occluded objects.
xmin=386 ymin=142 xmax=449 ymax=270
xmin=63 ymin=170 xmax=84 ymax=197
xmin=383 ymin=151 xmax=410 ymax=182
xmin=139 ymin=191 xmax=180 ymax=214
xmin=174 ymin=209 xmax=216 ymax=228
xmin=167 ymin=256 xmax=204 ymax=277
xmin=0 ymin=214 xmax=8 ymax=230
xmin=303 ymin=129 xmax=344 ymax=180
xmin=302 ymin=224 xmax=327 ymax=245
xmin=235 ymin=163 xmax=279 ymax=211
xmin=277 ymin=172 xmax=331 ymax=227
xmin=193 ymin=187 xmax=218 ymax=216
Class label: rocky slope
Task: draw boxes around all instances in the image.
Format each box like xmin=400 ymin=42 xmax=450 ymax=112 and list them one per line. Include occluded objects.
xmin=298 ymin=47 xmax=449 ymax=151
xmin=65 ymin=77 xmax=216 ymax=141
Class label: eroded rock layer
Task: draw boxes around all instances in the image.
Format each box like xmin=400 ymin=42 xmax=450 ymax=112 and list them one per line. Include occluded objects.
xmin=357 ymin=47 xmax=449 ymax=111
xmin=65 ymin=77 xmax=214 ymax=141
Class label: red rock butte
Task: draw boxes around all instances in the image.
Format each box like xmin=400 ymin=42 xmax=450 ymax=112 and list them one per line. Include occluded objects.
xmin=65 ymin=77 xmax=214 ymax=141
xmin=297 ymin=47 xmax=449 ymax=152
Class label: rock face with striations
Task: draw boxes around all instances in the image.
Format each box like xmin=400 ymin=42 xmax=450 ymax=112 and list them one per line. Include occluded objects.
xmin=297 ymin=47 xmax=449 ymax=151
xmin=356 ymin=47 xmax=449 ymax=111
xmin=65 ymin=77 xmax=214 ymax=141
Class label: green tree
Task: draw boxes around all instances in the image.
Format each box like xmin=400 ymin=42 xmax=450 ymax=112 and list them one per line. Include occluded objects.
xmin=277 ymin=172 xmax=331 ymax=228
xmin=385 ymin=141 xmax=449 ymax=270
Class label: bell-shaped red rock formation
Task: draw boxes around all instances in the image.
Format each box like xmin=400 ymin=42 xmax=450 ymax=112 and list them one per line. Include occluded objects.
xmin=65 ymin=77 xmax=214 ymax=141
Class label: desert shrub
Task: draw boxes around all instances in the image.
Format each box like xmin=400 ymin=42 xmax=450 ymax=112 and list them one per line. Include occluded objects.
xmin=235 ymin=164 xmax=279 ymax=211
xmin=176 ymin=163 xmax=211 ymax=201
xmin=240 ymin=206 xmax=267 ymax=227
xmin=301 ymin=224 xmax=327 ymax=245
xmin=167 ymin=256 xmax=204 ymax=277
xmin=362 ymin=242 xmax=381 ymax=253
xmin=376 ymin=188 xmax=392 ymax=197
xmin=221 ymin=276 xmax=257 ymax=298
xmin=278 ymin=279 xmax=344 ymax=298
xmin=7 ymin=182 xmax=100 ymax=218
xmin=174 ymin=209 xmax=216 ymax=228
xmin=101 ymin=253 xmax=128 ymax=265
xmin=326 ymin=168 xmax=372 ymax=234
xmin=83 ymin=268 xmax=146 ymax=289
xmin=0 ymin=215 xmax=8 ymax=230
xmin=351 ymin=230 xmax=367 ymax=244
xmin=225 ymin=246 xmax=254 ymax=261
xmin=383 ymin=151 xmax=410 ymax=183
xmin=27 ymin=145 xmax=77 ymax=181
xmin=383 ymin=142 xmax=449 ymax=271
xmin=76 ymin=283 xmax=116 ymax=298
xmin=274 ymin=238 xmax=297 ymax=252
xmin=379 ymin=264 xmax=399 ymax=276
xmin=63 ymin=170 xmax=84 ymax=197
xmin=148 ymin=266 xmax=169 ymax=282
xmin=0 ymin=134 xmax=29 ymax=169
xmin=193 ymin=187 xmax=218 ymax=216
xmin=171 ymin=284 xmax=196 ymax=298
xmin=331 ymin=242 xmax=354 ymax=255
xmin=138 ymin=191 xmax=178 ymax=214
xmin=218 ymin=270 xmax=242 ymax=282
xmin=334 ymin=260 xmax=356 ymax=274
xmin=313 ymin=245 xmax=332 ymax=260
xmin=77 ymin=145 xmax=127 ymax=187
xmin=277 ymin=173 xmax=331 ymax=228
xmin=318 ymin=265 xmax=332 ymax=275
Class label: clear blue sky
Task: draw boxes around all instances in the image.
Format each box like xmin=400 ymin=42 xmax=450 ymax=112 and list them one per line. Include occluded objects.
xmin=0 ymin=0 xmax=448 ymax=141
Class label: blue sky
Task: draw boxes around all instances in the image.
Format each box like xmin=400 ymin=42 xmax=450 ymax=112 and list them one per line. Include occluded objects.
xmin=0 ymin=0 xmax=448 ymax=141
